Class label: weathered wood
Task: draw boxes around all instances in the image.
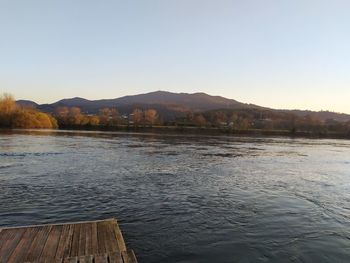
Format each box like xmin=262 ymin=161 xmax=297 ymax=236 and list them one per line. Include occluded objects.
xmin=7 ymin=228 xmax=38 ymax=263
xmin=111 ymin=220 xmax=127 ymax=251
xmin=109 ymin=251 xmax=123 ymax=263
xmin=99 ymin=221 xmax=116 ymax=253
xmin=95 ymin=253 xmax=108 ymax=263
xmin=25 ymin=225 xmax=52 ymax=262
xmin=97 ymin=221 xmax=106 ymax=254
xmin=0 ymin=229 xmax=25 ymax=262
xmin=70 ymin=223 xmax=81 ymax=257
xmin=0 ymin=219 xmax=136 ymax=263
xmin=55 ymin=224 xmax=74 ymax=259
xmin=91 ymin=222 xmax=99 ymax=255
xmin=0 ymin=228 xmax=26 ymax=262
xmin=84 ymin=222 xmax=92 ymax=255
xmin=106 ymin=221 xmax=119 ymax=251
xmin=78 ymin=254 xmax=93 ymax=263
xmin=0 ymin=228 xmax=9 ymax=247
xmin=40 ymin=225 xmax=63 ymax=260
xmin=122 ymin=250 xmax=138 ymax=263
xmin=63 ymin=256 xmax=78 ymax=263
xmin=78 ymin=223 xmax=87 ymax=256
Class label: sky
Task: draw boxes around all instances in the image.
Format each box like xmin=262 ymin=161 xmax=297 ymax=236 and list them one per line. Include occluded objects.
xmin=0 ymin=0 xmax=349 ymax=113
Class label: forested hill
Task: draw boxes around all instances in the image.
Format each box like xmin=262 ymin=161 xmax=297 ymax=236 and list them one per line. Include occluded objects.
xmin=17 ymin=91 xmax=350 ymax=123
xmin=27 ymin=91 xmax=259 ymax=114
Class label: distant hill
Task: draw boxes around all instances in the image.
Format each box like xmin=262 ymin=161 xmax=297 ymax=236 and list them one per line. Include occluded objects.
xmin=37 ymin=91 xmax=259 ymax=112
xmin=17 ymin=91 xmax=350 ymax=123
xmin=16 ymin=100 xmax=38 ymax=108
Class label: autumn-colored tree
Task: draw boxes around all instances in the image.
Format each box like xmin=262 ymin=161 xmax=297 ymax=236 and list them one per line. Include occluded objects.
xmin=0 ymin=93 xmax=58 ymax=129
xmin=237 ymin=117 xmax=251 ymax=130
xmin=12 ymin=109 xmax=38 ymax=128
xmin=193 ymin=114 xmax=207 ymax=127
xmin=99 ymin=108 xmax=111 ymax=126
xmin=99 ymin=108 xmax=121 ymax=126
xmin=55 ymin=107 xmax=69 ymax=126
xmin=88 ymin=116 xmax=100 ymax=126
xmin=48 ymin=114 xmax=58 ymax=129
xmin=0 ymin=93 xmax=18 ymax=127
xmin=12 ymin=108 xmax=58 ymax=129
xmin=110 ymin=108 xmax=121 ymax=126
xmin=228 ymin=113 xmax=238 ymax=125
xmin=214 ymin=111 xmax=228 ymax=126
xmin=144 ymin=109 xmax=158 ymax=127
xmin=80 ymin=116 xmax=90 ymax=126
xmin=68 ymin=107 xmax=84 ymax=125
xmin=132 ymin=109 xmax=143 ymax=127
xmin=182 ymin=111 xmax=194 ymax=126
xmin=0 ymin=93 xmax=17 ymax=114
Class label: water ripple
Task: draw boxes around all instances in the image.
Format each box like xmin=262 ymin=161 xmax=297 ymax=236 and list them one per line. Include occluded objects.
xmin=0 ymin=131 xmax=350 ymax=263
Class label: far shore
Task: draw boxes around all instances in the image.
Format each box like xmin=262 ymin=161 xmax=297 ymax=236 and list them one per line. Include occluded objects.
xmin=2 ymin=125 xmax=350 ymax=140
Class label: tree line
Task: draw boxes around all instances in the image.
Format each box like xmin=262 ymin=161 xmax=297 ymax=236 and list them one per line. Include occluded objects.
xmin=54 ymin=107 xmax=159 ymax=128
xmin=0 ymin=93 xmax=160 ymax=129
xmin=1 ymin=93 xmax=350 ymax=136
xmin=175 ymin=108 xmax=350 ymax=134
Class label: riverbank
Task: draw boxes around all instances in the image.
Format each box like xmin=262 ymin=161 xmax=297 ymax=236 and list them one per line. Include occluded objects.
xmin=1 ymin=125 xmax=350 ymax=140
xmin=53 ymin=125 xmax=350 ymax=140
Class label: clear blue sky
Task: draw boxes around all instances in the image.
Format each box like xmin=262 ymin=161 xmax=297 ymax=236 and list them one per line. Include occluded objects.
xmin=1 ymin=0 xmax=349 ymax=113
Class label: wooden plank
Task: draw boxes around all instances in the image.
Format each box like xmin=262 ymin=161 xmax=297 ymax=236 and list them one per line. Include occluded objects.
xmin=25 ymin=225 xmax=52 ymax=262
xmin=78 ymin=255 xmax=94 ymax=263
xmin=91 ymin=222 xmax=99 ymax=255
xmin=0 ymin=229 xmax=14 ymax=251
xmin=84 ymin=222 xmax=92 ymax=255
xmin=100 ymin=221 xmax=117 ymax=252
xmin=70 ymin=223 xmax=81 ymax=257
xmin=78 ymin=223 xmax=87 ymax=256
xmin=40 ymin=225 xmax=63 ymax=260
xmin=63 ymin=256 xmax=78 ymax=263
xmin=122 ymin=250 xmax=138 ymax=263
xmin=0 ymin=228 xmax=26 ymax=263
xmin=55 ymin=224 xmax=74 ymax=259
xmin=95 ymin=253 xmax=108 ymax=263
xmin=0 ymin=228 xmax=10 ymax=244
xmin=105 ymin=221 xmax=119 ymax=252
xmin=97 ymin=221 xmax=107 ymax=254
xmin=111 ymin=220 xmax=127 ymax=251
xmin=7 ymin=227 xmax=39 ymax=263
xmin=78 ymin=254 xmax=93 ymax=263
xmin=109 ymin=251 xmax=123 ymax=263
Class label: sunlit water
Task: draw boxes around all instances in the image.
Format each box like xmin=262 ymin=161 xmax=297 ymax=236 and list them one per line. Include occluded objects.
xmin=0 ymin=130 xmax=349 ymax=263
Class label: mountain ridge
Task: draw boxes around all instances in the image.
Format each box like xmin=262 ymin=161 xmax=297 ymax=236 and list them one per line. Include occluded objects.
xmin=16 ymin=91 xmax=350 ymax=123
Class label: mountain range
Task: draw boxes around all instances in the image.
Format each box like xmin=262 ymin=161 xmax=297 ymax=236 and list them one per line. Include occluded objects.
xmin=17 ymin=91 xmax=350 ymax=123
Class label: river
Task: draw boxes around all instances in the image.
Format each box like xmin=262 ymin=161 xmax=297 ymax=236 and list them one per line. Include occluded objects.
xmin=0 ymin=130 xmax=349 ymax=262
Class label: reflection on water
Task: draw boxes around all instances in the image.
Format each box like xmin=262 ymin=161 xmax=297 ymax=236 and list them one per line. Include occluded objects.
xmin=0 ymin=130 xmax=350 ymax=263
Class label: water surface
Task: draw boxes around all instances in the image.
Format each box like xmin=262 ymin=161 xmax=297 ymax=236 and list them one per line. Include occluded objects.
xmin=0 ymin=130 xmax=349 ymax=262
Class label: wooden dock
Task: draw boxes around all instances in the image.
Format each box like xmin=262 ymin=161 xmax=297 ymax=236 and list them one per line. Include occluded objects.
xmin=0 ymin=218 xmax=138 ymax=263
